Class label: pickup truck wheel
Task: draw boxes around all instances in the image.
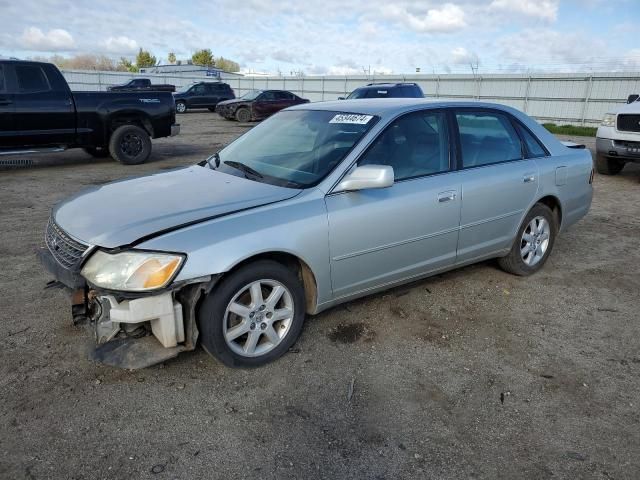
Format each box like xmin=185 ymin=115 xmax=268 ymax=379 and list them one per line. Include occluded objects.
xmin=109 ymin=125 xmax=152 ymax=165
xmin=176 ymin=101 xmax=187 ymax=114
xmin=595 ymin=154 xmax=624 ymax=175
xmin=498 ymin=203 xmax=557 ymax=276
xmin=83 ymin=147 xmax=110 ymax=158
xmin=235 ymin=108 xmax=251 ymax=123
xmin=198 ymin=260 xmax=306 ymax=368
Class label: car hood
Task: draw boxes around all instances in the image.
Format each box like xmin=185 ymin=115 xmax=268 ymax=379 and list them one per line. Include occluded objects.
xmin=53 ymin=166 xmax=301 ymax=248
xmin=217 ymin=98 xmax=246 ymax=107
xmin=616 ymin=101 xmax=640 ymax=114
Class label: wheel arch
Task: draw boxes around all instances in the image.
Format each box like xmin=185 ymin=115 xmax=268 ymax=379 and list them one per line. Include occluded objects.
xmin=535 ymin=194 xmax=563 ymax=229
xmin=220 ymin=251 xmax=319 ymax=315
xmin=107 ymin=111 xmax=154 ymax=139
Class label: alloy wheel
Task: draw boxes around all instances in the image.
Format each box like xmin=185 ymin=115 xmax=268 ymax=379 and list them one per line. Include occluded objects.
xmin=520 ymin=216 xmax=550 ymax=266
xmin=222 ymin=279 xmax=294 ymax=357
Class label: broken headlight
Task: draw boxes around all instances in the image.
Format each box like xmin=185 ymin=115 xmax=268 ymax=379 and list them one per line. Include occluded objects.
xmin=81 ymin=250 xmax=185 ymax=292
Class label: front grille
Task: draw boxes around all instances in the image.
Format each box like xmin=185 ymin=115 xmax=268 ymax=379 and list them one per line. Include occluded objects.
xmin=617 ymin=114 xmax=640 ymax=133
xmin=45 ymin=217 xmax=88 ymax=269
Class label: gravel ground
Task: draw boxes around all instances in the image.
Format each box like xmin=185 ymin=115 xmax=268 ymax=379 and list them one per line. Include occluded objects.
xmin=1 ymin=112 xmax=639 ymax=480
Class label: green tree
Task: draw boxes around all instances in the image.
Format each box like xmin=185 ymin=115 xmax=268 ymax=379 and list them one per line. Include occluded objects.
xmin=118 ymin=57 xmax=138 ymax=73
xmin=167 ymin=52 xmax=176 ymax=64
xmin=135 ymin=48 xmax=157 ymax=69
xmin=216 ymin=56 xmax=240 ymax=72
xmin=191 ymin=48 xmax=215 ymax=67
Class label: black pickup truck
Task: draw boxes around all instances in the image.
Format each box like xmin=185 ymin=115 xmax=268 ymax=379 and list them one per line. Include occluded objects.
xmin=0 ymin=60 xmax=179 ymax=164
xmin=107 ymin=78 xmax=176 ymax=93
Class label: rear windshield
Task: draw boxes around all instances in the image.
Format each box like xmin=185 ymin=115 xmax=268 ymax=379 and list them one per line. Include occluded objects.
xmin=214 ymin=110 xmax=378 ymax=188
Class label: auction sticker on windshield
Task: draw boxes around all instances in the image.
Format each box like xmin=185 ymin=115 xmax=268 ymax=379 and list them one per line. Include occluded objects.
xmin=329 ymin=114 xmax=373 ymax=124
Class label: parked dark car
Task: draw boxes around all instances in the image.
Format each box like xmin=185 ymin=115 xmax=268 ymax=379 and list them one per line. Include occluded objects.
xmin=107 ymin=78 xmax=176 ymax=93
xmin=173 ymin=82 xmax=235 ymax=113
xmin=215 ymin=90 xmax=310 ymax=122
xmin=0 ymin=60 xmax=179 ymax=164
xmin=340 ymin=82 xmax=424 ymax=100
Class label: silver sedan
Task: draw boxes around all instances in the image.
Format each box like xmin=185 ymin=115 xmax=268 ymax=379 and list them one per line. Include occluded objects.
xmin=39 ymin=99 xmax=594 ymax=369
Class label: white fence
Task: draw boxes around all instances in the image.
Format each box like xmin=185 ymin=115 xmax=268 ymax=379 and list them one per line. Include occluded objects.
xmin=61 ymin=69 xmax=640 ymax=127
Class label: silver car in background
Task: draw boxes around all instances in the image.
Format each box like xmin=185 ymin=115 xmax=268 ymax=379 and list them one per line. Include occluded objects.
xmin=38 ymin=99 xmax=594 ymax=369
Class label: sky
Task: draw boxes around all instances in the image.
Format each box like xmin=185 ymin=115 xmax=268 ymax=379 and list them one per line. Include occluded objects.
xmin=0 ymin=0 xmax=638 ymax=74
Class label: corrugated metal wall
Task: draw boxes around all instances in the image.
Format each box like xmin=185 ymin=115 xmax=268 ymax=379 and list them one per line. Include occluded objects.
xmin=61 ymin=69 xmax=640 ymax=126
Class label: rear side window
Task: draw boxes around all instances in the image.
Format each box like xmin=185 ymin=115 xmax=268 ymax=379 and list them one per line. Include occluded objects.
xmin=359 ymin=110 xmax=450 ymax=181
xmin=0 ymin=65 xmax=5 ymax=92
xmin=515 ymin=123 xmax=547 ymax=158
xmin=456 ymin=112 xmax=522 ymax=168
xmin=15 ymin=65 xmax=51 ymax=93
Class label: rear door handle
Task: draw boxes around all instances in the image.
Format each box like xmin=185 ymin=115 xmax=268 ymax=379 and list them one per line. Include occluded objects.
xmin=438 ymin=190 xmax=457 ymax=203
xmin=523 ymin=173 xmax=536 ymax=183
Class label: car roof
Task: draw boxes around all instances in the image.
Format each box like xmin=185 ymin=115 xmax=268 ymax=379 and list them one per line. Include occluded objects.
xmin=360 ymin=83 xmax=418 ymax=88
xmin=287 ymin=98 xmax=519 ymax=118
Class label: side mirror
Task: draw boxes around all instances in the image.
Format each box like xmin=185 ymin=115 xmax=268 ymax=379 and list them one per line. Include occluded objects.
xmin=627 ymin=94 xmax=639 ymax=104
xmin=338 ymin=96 xmax=345 ymax=100
xmin=335 ymin=165 xmax=394 ymax=192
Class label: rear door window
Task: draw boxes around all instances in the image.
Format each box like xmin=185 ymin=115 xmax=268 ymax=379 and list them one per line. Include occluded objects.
xmin=455 ymin=111 xmax=523 ymax=168
xmin=515 ymin=123 xmax=548 ymax=158
xmin=15 ymin=65 xmax=51 ymax=93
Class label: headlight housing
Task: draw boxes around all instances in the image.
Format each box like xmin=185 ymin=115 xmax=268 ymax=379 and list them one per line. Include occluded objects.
xmin=601 ymin=113 xmax=616 ymax=127
xmin=81 ymin=250 xmax=185 ymax=292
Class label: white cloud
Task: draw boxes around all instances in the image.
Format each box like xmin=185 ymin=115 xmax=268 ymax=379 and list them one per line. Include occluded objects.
xmin=451 ymin=47 xmax=478 ymax=65
xmin=490 ymin=0 xmax=559 ymax=22
xmin=102 ymin=36 xmax=138 ymax=54
xmin=20 ymin=27 xmax=75 ymax=51
xmin=382 ymin=3 xmax=467 ymax=33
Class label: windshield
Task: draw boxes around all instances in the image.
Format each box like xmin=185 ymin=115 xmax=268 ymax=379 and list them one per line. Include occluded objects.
xmin=239 ymin=90 xmax=263 ymax=100
xmin=176 ymin=84 xmax=193 ymax=93
xmin=213 ymin=110 xmax=377 ymax=188
xmin=347 ymin=88 xmax=369 ymax=99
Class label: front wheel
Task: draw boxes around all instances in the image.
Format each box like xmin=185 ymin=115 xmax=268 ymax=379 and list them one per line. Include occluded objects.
xmin=108 ymin=124 xmax=152 ymax=165
xmin=176 ymin=101 xmax=187 ymax=114
xmin=235 ymin=108 xmax=251 ymax=123
xmin=498 ymin=203 xmax=558 ymax=276
xmin=198 ymin=260 xmax=306 ymax=367
xmin=595 ymin=154 xmax=624 ymax=175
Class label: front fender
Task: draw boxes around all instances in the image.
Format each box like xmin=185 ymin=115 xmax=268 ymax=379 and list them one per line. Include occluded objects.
xmin=135 ymin=190 xmax=333 ymax=307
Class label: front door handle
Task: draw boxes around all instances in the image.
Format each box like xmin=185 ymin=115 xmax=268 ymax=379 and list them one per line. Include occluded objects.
xmin=523 ymin=173 xmax=536 ymax=183
xmin=438 ymin=190 xmax=457 ymax=203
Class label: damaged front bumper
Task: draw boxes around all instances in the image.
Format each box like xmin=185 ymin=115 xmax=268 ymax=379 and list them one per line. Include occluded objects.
xmin=38 ymin=245 xmax=218 ymax=369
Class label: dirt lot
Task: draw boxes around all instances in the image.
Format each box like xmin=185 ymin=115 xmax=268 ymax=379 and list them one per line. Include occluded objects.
xmin=1 ymin=112 xmax=639 ymax=480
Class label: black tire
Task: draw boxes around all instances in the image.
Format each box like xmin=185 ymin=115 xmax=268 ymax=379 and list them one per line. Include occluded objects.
xmin=83 ymin=147 xmax=110 ymax=158
xmin=235 ymin=107 xmax=251 ymax=123
xmin=176 ymin=101 xmax=187 ymax=114
xmin=198 ymin=260 xmax=306 ymax=368
xmin=595 ymin=154 xmax=624 ymax=175
xmin=498 ymin=203 xmax=558 ymax=276
xmin=108 ymin=124 xmax=152 ymax=165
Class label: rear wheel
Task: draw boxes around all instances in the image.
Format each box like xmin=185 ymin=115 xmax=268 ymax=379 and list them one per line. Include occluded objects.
xmin=198 ymin=260 xmax=306 ymax=367
xmin=108 ymin=124 xmax=152 ymax=165
xmin=176 ymin=101 xmax=187 ymax=114
xmin=235 ymin=108 xmax=251 ymax=123
xmin=498 ymin=203 xmax=557 ymax=276
xmin=595 ymin=154 xmax=625 ymax=175
xmin=83 ymin=147 xmax=109 ymax=158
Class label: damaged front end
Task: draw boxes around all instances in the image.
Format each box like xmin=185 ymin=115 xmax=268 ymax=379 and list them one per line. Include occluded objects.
xmin=38 ymin=217 xmax=218 ymax=369
xmin=82 ymin=280 xmax=217 ymax=369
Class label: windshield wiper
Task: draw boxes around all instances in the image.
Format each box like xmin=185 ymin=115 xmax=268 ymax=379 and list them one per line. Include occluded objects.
xmin=224 ymin=160 xmax=264 ymax=179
